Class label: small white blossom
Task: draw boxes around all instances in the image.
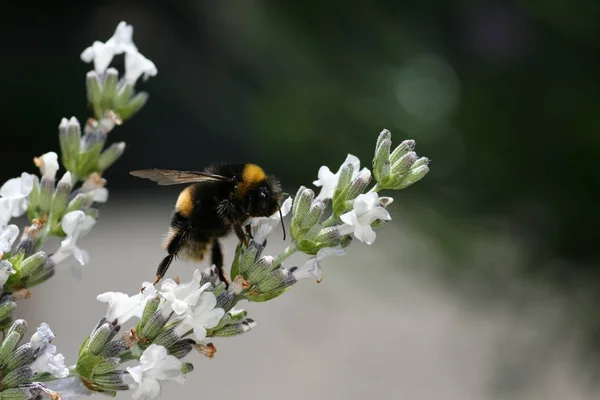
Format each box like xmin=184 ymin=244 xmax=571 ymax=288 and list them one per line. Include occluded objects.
xmin=30 ymin=322 xmax=56 ymax=351
xmin=30 ymin=344 xmax=69 ymax=378
xmin=176 ymin=291 xmax=225 ymax=341
xmin=81 ymin=174 xmax=109 ymax=203
xmin=0 ymin=224 xmax=19 ymax=253
xmin=338 ymin=193 xmax=391 ymax=245
xmin=0 ymin=261 xmax=16 ymax=287
xmin=159 ymin=270 xmax=207 ymax=315
xmin=97 ymin=283 xmax=156 ymax=324
xmin=45 ymin=376 xmax=93 ymax=398
xmin=124 ymin=50 xmax=158 ymax=84
xmin=0 ymin=173 xmax=35 ymax=225
xmin=127 ymin=344 xmax=185 ymax=400
xmin=313 ymin=154 xmax=360 ymax=200
xmin=292 ymin=247 xmax=346 ymax=281
xmin=81 ymin=21 xmax=137 ymax=73
xmin=35 ymin=152 xmax=59 ymax=179
xmin=51 ymin=211 xmax=96 ymax=266
xmin=246 ymin=196 xmax=292 ymax=244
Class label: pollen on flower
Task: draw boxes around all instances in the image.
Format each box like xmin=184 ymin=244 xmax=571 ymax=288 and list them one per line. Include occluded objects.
xmin=12 ymin=288 xmax=32 ymax=300
xmin=39 ymin=386 xmax=63 ymax=400
xmin=194 ymin=343 xmax=217 ymax=359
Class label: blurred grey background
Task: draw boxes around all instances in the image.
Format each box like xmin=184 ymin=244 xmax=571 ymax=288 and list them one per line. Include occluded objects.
xmin=3 ymin=0 xmax=600 ymax=398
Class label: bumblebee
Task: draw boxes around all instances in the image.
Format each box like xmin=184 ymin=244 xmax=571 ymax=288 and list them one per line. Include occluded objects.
xmin=130 ymin=163 xmax=286 ymax=288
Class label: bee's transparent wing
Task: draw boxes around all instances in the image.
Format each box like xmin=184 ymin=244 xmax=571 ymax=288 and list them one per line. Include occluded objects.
xmin=130 ymin=169 xmax=230 ymax=185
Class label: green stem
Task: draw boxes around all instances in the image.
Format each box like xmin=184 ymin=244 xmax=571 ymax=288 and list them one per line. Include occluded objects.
xmin=34 ymin=366 xmax=79 ymax=383
xmin=322 ymin=215 xmax=340 ymax=228
xmin=271 ymin=242 xmax=298 ymax=269
xmin=368 ymin=183 xmax=381 ymax=193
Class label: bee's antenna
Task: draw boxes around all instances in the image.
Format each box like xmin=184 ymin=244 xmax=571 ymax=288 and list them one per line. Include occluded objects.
xmin=278 ymin=203 xmax=286 ymax=241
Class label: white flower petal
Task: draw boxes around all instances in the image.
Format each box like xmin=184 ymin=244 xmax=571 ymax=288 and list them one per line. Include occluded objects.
xmin=0 ymin=225 xmax=19 ymax=253
xmin=74 ymin=247 xmax=89 ymax=266
xmin=61 ymin=211 xmax=86 ymax=235
xmin=125 ymin=50 xmax=158 ymax=84
xmin=30 ymin=323 xmax=55 ymax=350
xmin=0 ymin=261 xmax=16 ymax=287
xmin=38 ymin=152 xmax=59 ymax=179
xmin=93 ymin=187 xmax=109 ymax=203
xmin=356 ymin=225 xmax=377 ymax=245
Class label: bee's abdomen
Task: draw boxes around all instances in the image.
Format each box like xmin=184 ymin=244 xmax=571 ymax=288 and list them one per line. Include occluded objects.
xmin=175 ymin=185 xmax=195 ymax=217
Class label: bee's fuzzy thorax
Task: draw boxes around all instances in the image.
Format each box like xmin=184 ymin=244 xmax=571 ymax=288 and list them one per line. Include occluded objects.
xmin=237 ymin=164 xmax=267 ymax=196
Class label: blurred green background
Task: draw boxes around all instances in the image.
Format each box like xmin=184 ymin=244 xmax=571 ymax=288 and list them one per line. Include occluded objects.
xmin=3 ymin=0 xmax=600 ymax=396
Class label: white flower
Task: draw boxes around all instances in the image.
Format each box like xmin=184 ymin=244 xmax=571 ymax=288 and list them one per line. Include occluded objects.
xmin=124 ymin=50 xmax=158 ymax=84
xmin=246 ymin=196 xmax=292 ymax=244
xmin=81 ymin=21 xmax=137 ymax=73
xmin=51 ymin=211 xmax=96 ymax=266
xmin=0 ymin=261 xmax=16 ymax=287
xmin=35 ymin=152 xmax=59 ymax=179
xmin=0 ymin=224 xmax=19 ymax=253
xmin=127 ymin=344 xmax=184 ymax=400
xmin=176 ymin=291 xmax=224 ymax=341
xmin=292 ymin=247 xmax=346 ymax=281
xmin=313 ymin=154 xmax=360 ymax=200
xmin=45 ymin=376 xmax=93 ymax=398
xmin=338 ymin=193 xmax=391 ymax=245
xmin=97 ymin=283 xmax=156 ymax=324
xmin=30 ymin=344 xmax=69 ymax=378
xmin=0 ymin=173 xmax=35 ymax=225
xmin=159 ymin=270 xmax=207 ymax=315
xmin=81 ymin=173 xmax=109 ymax=203
xmin=30 ymin=322 xmax=56 ymax=351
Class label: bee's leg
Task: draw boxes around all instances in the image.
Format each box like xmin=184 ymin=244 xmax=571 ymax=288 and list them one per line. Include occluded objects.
xmin=143 ymin=226 xmax=189 ymax=291
xmin=233 ymin=223 xmax=249 ymax=247
xmin=210 ymin=239 xmax=231 ymax=287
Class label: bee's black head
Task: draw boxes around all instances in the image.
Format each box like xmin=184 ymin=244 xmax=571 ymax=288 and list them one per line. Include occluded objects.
xmin=246 ymin=176 xmax=282 ymax=217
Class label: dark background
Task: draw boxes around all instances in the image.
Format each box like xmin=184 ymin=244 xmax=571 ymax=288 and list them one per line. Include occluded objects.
xmin=3 ymin=0 xmax=600 ymax=393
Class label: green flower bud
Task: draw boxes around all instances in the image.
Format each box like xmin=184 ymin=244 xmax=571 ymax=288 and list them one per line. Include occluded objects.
xmin=254 ymin=268 xmax=296 ymax=294
xmin=0 ymin=332 xmax=22 ymax=367
xmin=373 ymin=137 xmax=391 ymax=182
xmin=391 ymin=151 xmax=417 ymax=178
xmin=345 ymin=169 xmax=372 ymax=201
xmin=212 ymin=309 xmax=247 ymax=331
xmin=300 ymin=200 xmax=326 ymax=230
xmin=98 ymin=341 xmax=128 ymax=358
xmin=90 ymin=372 xmax=125 ymax=387
xmin=292 ymin=187 xmax=314 ymax=226
xmin=23 ymin=259 xmax=55 ymax=288
xmin=153 ymin=326 xmax=180 ymax=348
xmin=64 ymin=193 xmax=86 ymax=216
xmin=181 ymin=362 xmax=194 ymax=375
xmin=98 ymin=142 xmax=126 ymax=173
xmin=101 ymin=68 xmax=119 ymax=110
xmin=6 ymin=320 xmax=27 ymax=340
xmin=59 ymin=117 xmax=82 ymax=173
xmin=77 ymin=131 xmax=107 ymax=178
xmin=0 ymin=299 xmax=16 ymax=322
xmin=216 ymin=291 xmax=234 ymax=311
xmin=0 ymin=366 xmax=33 ymax=389
xmin=49 ymin=172 xmax=72 ymax=227
xmin=38 ymin=176 xmax=55 ymax=216
xmin=4 ymin=343 xmax=34 ymax=371
xmin=390 ymin=139 xmax=416 ymax=165
xmin=212 ymin=319 xmax=256 ymax=337
xmin=88 ymin=323 xmax=114 ymax=355
xmin=411 ymin=156 xmax=430 ymax=170
xmin=19 ymin=252 xmax=47 ymax=278
xmin=86 ymin=71 xmax=103 ymax=118
xmin=396 ymin=164 xmax=430 ymax=189
xmin=246 ymin=256 xmax=274 ymax=283
xmin=167 ymin=339 xmax=194 ymax=359
xmin=315 ymin=227 xmax=342 ymax=244
xmin=375 ymin=129 xmax=392 ymax=152
xmin=137 ymin=296 xmax=160 ymax=334
xmin=0 ymin=384 xmax=41 ymax=400
xmin=117 ymin=92 xmax=148 ymax=121
xmin=26 ymin=176 xmax=40 ymax=221
xmin=113 ymin=82 xmax=133 ymax=110
xmin=141 ymin=311 xmax=169 ymax=341
xmin=237 ymin=242 xmax=262 ymax=276
xmin=92 ymin=357 xmax=120 ymax=375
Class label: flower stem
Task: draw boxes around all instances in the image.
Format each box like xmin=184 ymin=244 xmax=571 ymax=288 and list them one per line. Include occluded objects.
xmin=271 ymin=242 xmax=298 ymax=269
xmin=322 ymin=215 xmax=340 ymax=228
xmin=368 ymin=183 xmax=381 ymax=193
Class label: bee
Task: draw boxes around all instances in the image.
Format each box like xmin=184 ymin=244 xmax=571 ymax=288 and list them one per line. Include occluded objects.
xmin=130 ymin=163 xmax=286 ymax=288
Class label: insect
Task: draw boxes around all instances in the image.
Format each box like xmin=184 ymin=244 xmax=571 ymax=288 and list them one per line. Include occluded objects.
xmin=130 ymin=163 xmax=286 ymax=289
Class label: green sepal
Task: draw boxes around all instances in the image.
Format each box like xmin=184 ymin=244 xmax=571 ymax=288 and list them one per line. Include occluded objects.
xmin=76 ymin=353 xmax=104 ymax=379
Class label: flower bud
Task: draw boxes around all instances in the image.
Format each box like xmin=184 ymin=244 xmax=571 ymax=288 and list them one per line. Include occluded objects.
xmin=396 ymin=164 xmax=430 ymax=189
xmin=391 ymin=151 xmax=417 ymax=178
xmin=141 ymin=311 xmax=169 ymax=341
xmin=292 ymin=187 xmax=314 ymax=225
xmin=0 ymin=298 xmax=16 ymax=322
xmin=300 ymin=200 xmax=326 ymax=230
xmin=216 ymin=291 xmax=234 ymax=311
xmin=246 ymin=256 xmax=274 ymax=283
xmin=390 ymin=139 xmax=416 ymax=165
xmin=6 ymin=320 xmax=27 ymax=340
xmin=254 ymin=268 xmax=296 ymax=294
xmin=89 ymin=371 xmax=126 ymax=388
xmin=345 ymin=168 xmax=372 ymax=201
xmin=213 ymin=309 xmax=248 ymax=331
xmin=92 ymin=357 xmax=120 ymax=375
xmin=98 ymin=142 xmax=126 ymax=172
xmin=86 ymin=71 xmax=103 ymax=111
xmin=49 ymin=172 xmax=72 ymax=226
xmin=181 ymin=362 xmax=194 ymax=375
xmin=117 ymin=92 xmax=149 ymax=121
xmin=77 ymin=131 xmax=107 ymax=178
xmin=212 ymin=319 xmax=256 ymax=337
xmin=101 ymin=68 xmax=119 ymax=110
xmin=4 ymin=343 xmax=34 ymax=371
xmin=64 ymin=193 xmax=86 ymax=215
xmin=153 ymin=326 xmax=180 ymax=348
xmin=37 ymin=176 xmax=55 ymax=216
xmin=98 ymin=341 xmax=128 ymax=358
xmin=19 ymin=252 xmax=47 ymax=279
xmin=0 ymin=366 xmax=33 ymax=389
xmin=113 ymin=82 xmax=133 ymax=110
xmin=59 ymin=118 xmax=82 ymax=173
xmin=373 ymin=137 xmax=391 ymax=182
xmin=88 ymin=323 xmax=114 ymax=355
xmin=23 ymin=259 xmax=55 ymax=289
xmin=236 ymin=242 xmax=262 ymax=276
xmin=315 ymin=227 xmax=342 ymax=244
xmin=137 ymin=296 xmax=160 ymax=333
xmin=333 ymin=163 xmax=354 ymax=201
xmin=0 ymin=332 xmax=22 ymax=367
xmin=167 ymin=339 xmax=194 ymax=359
xmin=0 ymin=384 xmax=42 ymax=400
